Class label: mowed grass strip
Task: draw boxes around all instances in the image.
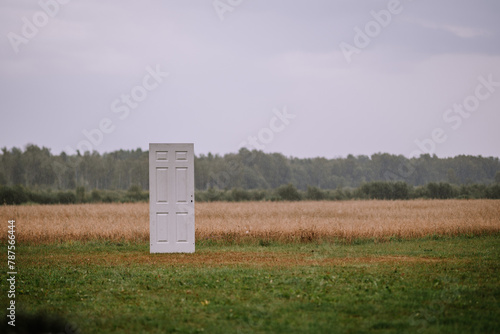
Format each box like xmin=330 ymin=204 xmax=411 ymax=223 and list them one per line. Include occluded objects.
xmin=1 ymin=235 xmax=499 ymax=333
xmin=1 ymin=200 xmax=499 ymax=243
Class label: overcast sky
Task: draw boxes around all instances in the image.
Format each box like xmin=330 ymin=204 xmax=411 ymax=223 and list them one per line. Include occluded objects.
xmin=1 ymin=0 xmax=499 ymax=159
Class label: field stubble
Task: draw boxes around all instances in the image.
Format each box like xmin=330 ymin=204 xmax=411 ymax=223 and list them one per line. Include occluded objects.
xmin=0 ymin=200 xmax=499 ymax=244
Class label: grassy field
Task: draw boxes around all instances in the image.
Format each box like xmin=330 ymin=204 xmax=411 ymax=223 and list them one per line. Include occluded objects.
xmin=1 ymin=200 xmax=499 ymax=333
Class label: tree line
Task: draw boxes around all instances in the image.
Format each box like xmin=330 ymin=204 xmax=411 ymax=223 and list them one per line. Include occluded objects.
xmin=1 ymin=145 xmax=499 ymax=194
xmin=196 ymin=149 xmax=500 ymax=189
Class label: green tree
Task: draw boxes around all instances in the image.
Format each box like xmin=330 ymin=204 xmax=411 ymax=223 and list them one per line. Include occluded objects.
xmin=447 ymin=168 xmax=458 ymax=184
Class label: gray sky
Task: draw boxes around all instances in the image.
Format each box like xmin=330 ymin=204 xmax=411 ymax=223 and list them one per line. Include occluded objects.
xmin=1 ymin=0 xmax=499 ymax=159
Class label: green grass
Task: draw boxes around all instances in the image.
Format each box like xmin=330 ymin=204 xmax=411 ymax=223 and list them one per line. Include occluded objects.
xmin=2 ymin=235 xmax=499 ymax=333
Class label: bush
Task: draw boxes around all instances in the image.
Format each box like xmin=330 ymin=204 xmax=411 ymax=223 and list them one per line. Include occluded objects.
xmin=90 ymin=189 xmax=102 ymax=202
xmin=57 ymin=191 xmax=76 ymax=204
xmin=126 ymin=185 xmax=148 ymax=202
xmin=100 ymin=190 xmax=122 ymax=203
xmin=359 ymin=182 xmax=390 ymax=199
xmin=196 ymin=187 xmax=226 ymax=202
xmin=485 ymin=184 xmax=500 ymax=199
xmin=230 ymin=188 xmax=251 ymax=202
xmin=426 ymin=182 xmax=457 ymax=199
xmin=413 ymin=186 xmax=428 ymax=199
xmin=276 ymin=184 xmax=301 ymax=201
xmin=392 ymin=181 xmax=411 ymax=200
xmin=327 ymin=188 xmax=351 ymax=201
xmin=76 ymin=186 xmax=86 ymax=203
xmin=306 ymin=186 xmax=326 ymax=200
xmin=458 ymin=184 xmax=488 ymax=199
xmin=249 ymin=189 xmax=267 ymax=201
xmin=28 ymin=191 xmax=57 ymax=204
xmin=0 ymin=186 xmax=78 ymax=205
xmin=0 ymin=185 xmax=29 ymax=205
xmin=358 ymin=181 xmax=411 ymax=200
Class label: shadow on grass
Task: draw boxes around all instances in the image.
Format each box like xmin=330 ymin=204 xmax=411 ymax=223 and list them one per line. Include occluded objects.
xmin=2 ymin=311 xmax=79 ymax=334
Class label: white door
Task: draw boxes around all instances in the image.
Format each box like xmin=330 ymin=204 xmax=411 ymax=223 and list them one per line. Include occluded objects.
xmin=149 ymin=143 xmax=195 ymax=253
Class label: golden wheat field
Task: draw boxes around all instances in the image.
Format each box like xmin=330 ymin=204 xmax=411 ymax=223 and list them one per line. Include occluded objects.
xmin=1 ymin=200 xmax=499 ymax=244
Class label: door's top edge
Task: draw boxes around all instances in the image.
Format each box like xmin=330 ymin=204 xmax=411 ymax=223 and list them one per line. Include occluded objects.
xmin=149 ymin=143 xmax=194 ymax=146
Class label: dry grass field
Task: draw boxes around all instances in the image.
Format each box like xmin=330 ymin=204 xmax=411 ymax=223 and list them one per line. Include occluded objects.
xmin=1 ymin=200 xmax=499 ymax=244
